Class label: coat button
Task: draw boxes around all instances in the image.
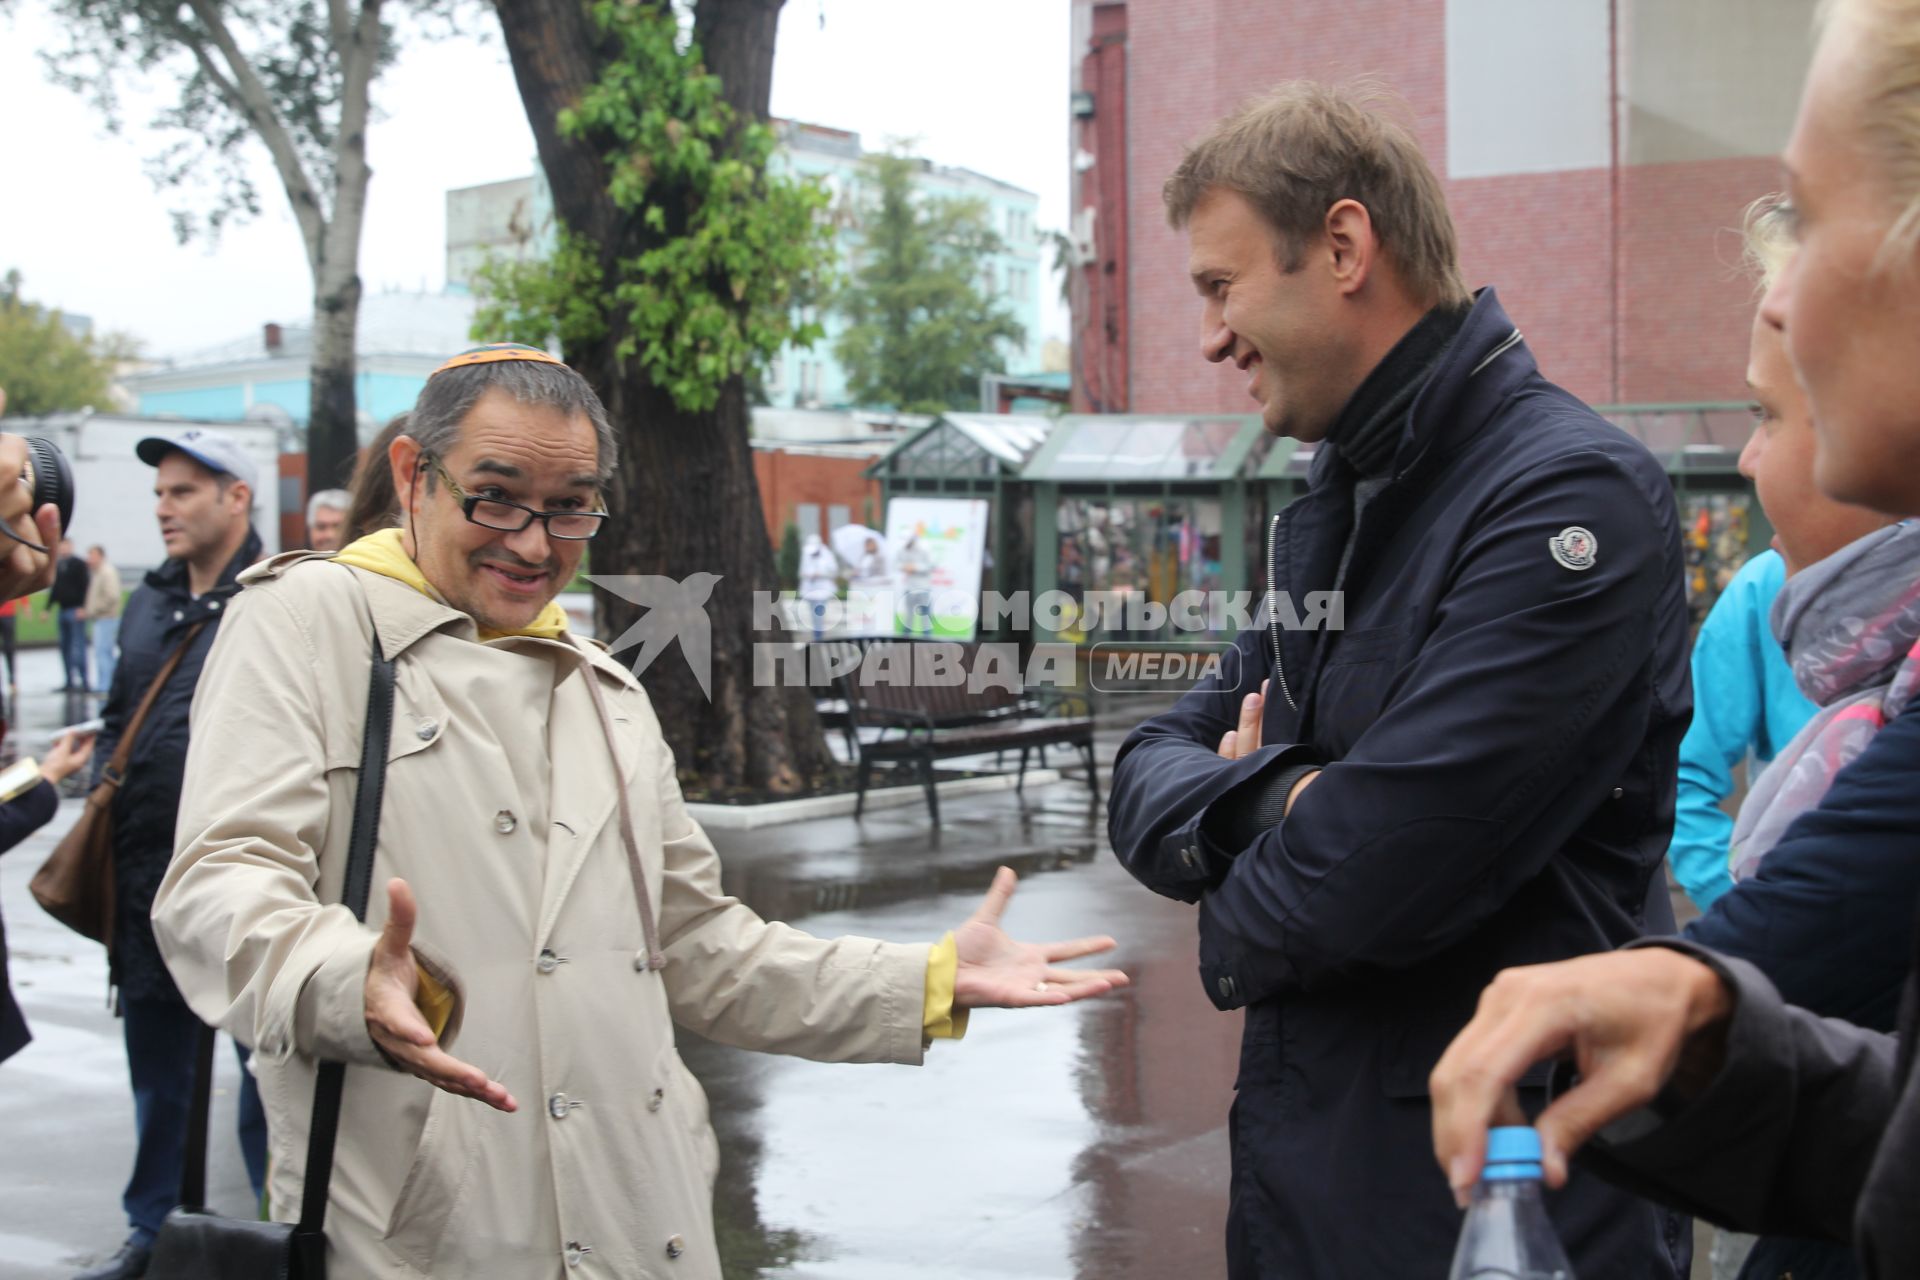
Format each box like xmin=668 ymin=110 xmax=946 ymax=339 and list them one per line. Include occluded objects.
xmin=1611 ymin=786 xmax=1625 ymax=800
xmin=416 ymin=720 xmax=437 ymax=741
xmin=173 ymin=609 xmax=184 ymax=621
xmin=208 ymin=599 xmax=221 ymax=611
xmin=564 ymin=1241 xmax=592 ymax=1266
xmin=1180 ymin=845 xmax=1199 ymax=869
xmin=648 ymin=1087 xmax=664 ymax=1112
xmin=494 ymin=809 xmax=517 ymax=834
xmin=537 ymin=949 xmax=561 ymax=974
xmin=665 ymin=1234 xmax=685 ymax=1260
xmin=1217 ymin=975 xmax=1236 ymax=1001
xmin=548 ymin=1092 xmax=571 ymax=1119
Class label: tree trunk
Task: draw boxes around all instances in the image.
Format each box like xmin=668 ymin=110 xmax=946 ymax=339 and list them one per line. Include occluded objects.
xmin=308 ymin=269 xmax=362 ymax=489
xmin=494 ymin=0 xmax=834 ymax=794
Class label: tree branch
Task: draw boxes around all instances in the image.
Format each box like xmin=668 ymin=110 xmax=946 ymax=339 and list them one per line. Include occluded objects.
xmin=328 ymin=0 xmax=352 ymax=52
xmin=321 ymin=0 xmax=384 ymax=288
xmin=180 ymin=0 xmax=329 ymax=268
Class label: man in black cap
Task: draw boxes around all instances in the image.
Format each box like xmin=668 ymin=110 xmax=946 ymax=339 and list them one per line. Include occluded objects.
xmin=76 ymin=429 xmax=267 ymax=1280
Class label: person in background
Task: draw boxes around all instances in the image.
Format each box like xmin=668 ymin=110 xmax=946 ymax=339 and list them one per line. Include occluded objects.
xmin=1431 ymin=5 xmax=1920 ymax=1274
xmin=1667 ymin=550 xmax=1812 ymax=910
xmin=47 ymin=536 xmax=89 ymax=692
xmin=76 ymin=429 xmax=267 ymax=1280
xmin=86 ymin=545 xmax=123 ymax=699
xmin=1669 ymin=200 xmax=1897 ymax=916
xmin=798 ymin=533 xmax=839 ymax=640
xmin=856 ymin=534 xmax=887 ymax=582
xmin=305 ymin=488 xmax=350 ymax=554
xmin=898 ymin=534 xmax=934 ymax=636
xmin=344 ymin=415 xmax=406 ymax=544
xmin=0 ymin=597 xmax=20 ymax=717
xmin=1 ymin=728 xmax=97 ymax=1065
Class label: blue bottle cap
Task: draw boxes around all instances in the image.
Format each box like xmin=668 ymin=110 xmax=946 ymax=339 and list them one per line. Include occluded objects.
xmin=1482 ymin=1126 xmax=1544 ymax=1181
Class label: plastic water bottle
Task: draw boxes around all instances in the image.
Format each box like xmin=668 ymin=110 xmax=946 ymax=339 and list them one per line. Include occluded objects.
xmin=1447 ymin=1126 xmax=1576 ymax=1280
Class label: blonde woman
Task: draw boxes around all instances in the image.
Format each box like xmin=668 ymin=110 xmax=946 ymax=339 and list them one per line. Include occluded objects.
xmin=1432 ymin=3 xmax=1920 ymax=1274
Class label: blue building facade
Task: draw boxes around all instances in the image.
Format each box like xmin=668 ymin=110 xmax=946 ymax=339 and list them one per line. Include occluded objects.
xmin=124 ymin=293 xmax=479 ymax=440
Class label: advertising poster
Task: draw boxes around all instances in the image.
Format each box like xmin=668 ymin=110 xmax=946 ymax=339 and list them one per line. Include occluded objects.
xmin=877 ymin=497 xmax=989 ymax=640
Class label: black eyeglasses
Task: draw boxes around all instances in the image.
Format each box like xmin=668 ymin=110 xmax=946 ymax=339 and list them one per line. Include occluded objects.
xmin=427 ymin=455 xmax=608 ymax=541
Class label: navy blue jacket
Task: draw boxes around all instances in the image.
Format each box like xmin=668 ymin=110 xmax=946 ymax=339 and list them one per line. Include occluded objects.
xmin=1678 ymin=694 xmax=1920 ymax=1280
xmin=1108 ymin=291 xmax=1694 ymax=1278
xmin=1 ymin=779 xmax=60 ymax=1063
xmin=96 ymin=529 xmax=260 ymax=1004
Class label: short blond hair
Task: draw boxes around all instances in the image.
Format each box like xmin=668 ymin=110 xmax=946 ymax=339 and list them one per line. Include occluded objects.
xmin=1819 ymin=0 xmax=1920 ymax=266
xmin=1164 ymin=80 xmax=1470 ymax=308
xmin=1741 ymin=194 xmax=1798 ymax=292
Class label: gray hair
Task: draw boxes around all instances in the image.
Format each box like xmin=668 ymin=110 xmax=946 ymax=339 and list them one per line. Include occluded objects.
xmin=407 ymin=357 xmax=617 ymax=485
xmin=306 ymin=488 xmax=350 ymax=523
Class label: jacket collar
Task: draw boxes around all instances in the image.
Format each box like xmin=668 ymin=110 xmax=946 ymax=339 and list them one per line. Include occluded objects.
xmin=1309 ymin=287 xmax=1535 ymax=494
xmin=143 ymin=527 xmax=264 ymax=601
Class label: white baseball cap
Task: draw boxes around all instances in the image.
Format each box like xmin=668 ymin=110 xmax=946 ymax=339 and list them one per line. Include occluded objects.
xmin=135 ymin=428 xmax=259 ymax=492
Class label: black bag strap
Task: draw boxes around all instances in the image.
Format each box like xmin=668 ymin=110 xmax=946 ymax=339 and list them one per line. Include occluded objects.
xmin=179 ymin=628 xmax=395 ymax=1234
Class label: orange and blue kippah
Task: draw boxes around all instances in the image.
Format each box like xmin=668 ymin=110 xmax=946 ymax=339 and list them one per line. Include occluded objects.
xmin=430 ymin=343 xmax=568 ymax=377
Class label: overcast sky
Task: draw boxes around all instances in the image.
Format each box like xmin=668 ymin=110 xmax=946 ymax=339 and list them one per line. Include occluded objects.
xmin=0 ymin=0 xmax=1070 ymax=359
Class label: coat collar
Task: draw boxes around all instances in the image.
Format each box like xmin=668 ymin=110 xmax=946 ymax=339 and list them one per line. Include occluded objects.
xmin=1307 ymin=287 xmax=1536 ymax=495
xmin=240 ymin=550 xmax=638 ymax=688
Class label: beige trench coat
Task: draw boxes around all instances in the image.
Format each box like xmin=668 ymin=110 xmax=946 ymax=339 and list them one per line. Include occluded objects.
xmin=154 ymin=554 xmax=931 ymax=1279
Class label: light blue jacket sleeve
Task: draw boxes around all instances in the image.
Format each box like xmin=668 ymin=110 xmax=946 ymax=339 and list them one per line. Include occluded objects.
xmin=1667 ymin=551 xmax=1814 ymax=908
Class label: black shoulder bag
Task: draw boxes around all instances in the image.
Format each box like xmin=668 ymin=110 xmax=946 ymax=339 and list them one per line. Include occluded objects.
xmin=149 ymin=630 xmax=395 ymax=1280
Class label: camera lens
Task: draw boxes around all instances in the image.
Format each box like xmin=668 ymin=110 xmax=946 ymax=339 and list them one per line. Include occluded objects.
xmin=25 ymin=436 xmax=73 ymax=535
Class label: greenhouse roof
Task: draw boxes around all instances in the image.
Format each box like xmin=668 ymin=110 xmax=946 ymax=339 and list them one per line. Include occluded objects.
xmin=1021 ymin=414 xmax=1265 ymax=482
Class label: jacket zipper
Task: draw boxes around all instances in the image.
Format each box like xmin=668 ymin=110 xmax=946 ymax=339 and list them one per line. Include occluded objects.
xmin=1266 ymin=511 xmax=1296 ymax=711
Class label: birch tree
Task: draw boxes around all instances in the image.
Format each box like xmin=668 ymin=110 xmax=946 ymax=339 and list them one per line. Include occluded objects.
xmin=36 ymin=0 xmax=450 ymax=486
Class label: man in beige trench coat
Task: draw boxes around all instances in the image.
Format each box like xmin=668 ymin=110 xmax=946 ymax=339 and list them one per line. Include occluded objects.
xmin=152 ymin=345 xmax=1127 ymax=1279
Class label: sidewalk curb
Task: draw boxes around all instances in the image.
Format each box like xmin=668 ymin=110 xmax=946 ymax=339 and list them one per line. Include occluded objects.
xmin=687 ymin=769 xmax=1064 ymax=830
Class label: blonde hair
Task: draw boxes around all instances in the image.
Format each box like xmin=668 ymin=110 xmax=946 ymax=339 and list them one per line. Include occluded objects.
xmin=1818 ymin=0 xmax=1920 ymax=265
xmin=1741 ymin=194 xmax=1798 ymax=292
xmin=1164 ymin=80 xmax=1471 ymax=309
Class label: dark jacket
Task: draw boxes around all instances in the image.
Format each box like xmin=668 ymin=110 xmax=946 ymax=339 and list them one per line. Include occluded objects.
xmin=1675 ymin=691 xmax=1920 ymax=1280
xmin=97 ymin=529 xmax=261 ymax=1004
xmin=1108 ymin=290 xmax=1693 ymax=1278
xmin=1594 ymin=872 xmax=1920 ymax=1279
xmin=47 ymin=554 xmax=88 ymax=610
xmin=1 ymin=779 xmax=61 ymax=1063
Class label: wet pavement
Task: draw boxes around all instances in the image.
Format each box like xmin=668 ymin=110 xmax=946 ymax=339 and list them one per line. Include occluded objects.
xmin=0 ymin=641 xmax=1711 ymax=1278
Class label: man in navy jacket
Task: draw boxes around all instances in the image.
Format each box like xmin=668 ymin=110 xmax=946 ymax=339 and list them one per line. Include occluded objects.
xmin=1107 ymin=83 xmax=1694 ymax=1277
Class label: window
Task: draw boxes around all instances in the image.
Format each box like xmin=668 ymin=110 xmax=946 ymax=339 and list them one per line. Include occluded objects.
xmin=827 ymin=503 xmax=851 ymax=532
xmin=795 ymin=502 xmax=822 ymax=538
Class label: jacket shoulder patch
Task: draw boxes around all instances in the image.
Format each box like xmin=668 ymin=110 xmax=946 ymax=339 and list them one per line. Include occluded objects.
xmin=1548 ymin=526 xmax=1597 ymax=571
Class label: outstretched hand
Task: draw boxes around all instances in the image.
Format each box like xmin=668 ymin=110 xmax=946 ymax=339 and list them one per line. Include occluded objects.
xmin=952 ymin=866 xmax=1130 ymax=1009
xmin=364 ymin=878 xmax=517 ymax=1112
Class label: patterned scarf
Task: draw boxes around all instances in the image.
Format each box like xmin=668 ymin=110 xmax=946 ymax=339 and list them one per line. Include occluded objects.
xmin=1730 ymin=521 xmax=1920 ymax=881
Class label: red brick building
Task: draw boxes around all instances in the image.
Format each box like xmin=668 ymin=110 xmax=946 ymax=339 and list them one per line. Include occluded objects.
xmin=1069 ymin=0 xmax=1816 ymax=414
xmin=751 ymin=444 xmax=884 ymax=545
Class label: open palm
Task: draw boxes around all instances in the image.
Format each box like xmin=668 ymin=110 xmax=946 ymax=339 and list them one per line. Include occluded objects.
xmin=953 ymin=866 xmax=1130 ymax=1009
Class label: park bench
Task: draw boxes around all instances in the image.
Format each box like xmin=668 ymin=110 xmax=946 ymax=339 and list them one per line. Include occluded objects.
xmin=828 ymin=638 xmax=1097 ymax=824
